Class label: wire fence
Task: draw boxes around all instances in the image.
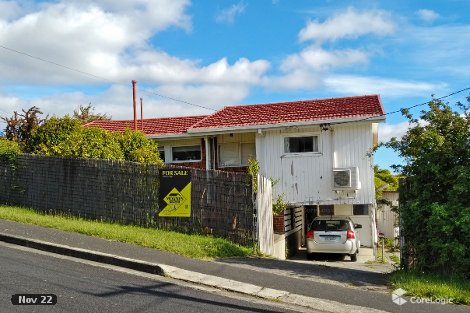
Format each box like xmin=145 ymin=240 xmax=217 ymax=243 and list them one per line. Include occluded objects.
xmin=0 ymin=154 xmax=254 ymax=245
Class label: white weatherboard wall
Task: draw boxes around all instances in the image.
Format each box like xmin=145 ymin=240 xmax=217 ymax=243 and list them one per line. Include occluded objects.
xmin=256 ymin=123 xmax=375 ymax=206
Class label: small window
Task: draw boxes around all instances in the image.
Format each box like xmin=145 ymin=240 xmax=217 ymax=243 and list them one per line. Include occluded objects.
xmin=353 ymin=204 xmax=369 ymax=215
xmin=284 ymin=136 xmax=318 ymax=153
xmin=158 ymin=146 xmax=165 ymax=162
xmin=172 ymin=145 xmax=201 ymax=162
xmin=319 ymin=205 xmax=334 ymax=216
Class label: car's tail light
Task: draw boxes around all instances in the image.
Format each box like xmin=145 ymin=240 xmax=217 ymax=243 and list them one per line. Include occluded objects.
xmin=307 ymin=230 xmax=314 ymax=238
xmin=347 ymin=230 xmax=355 ymax=239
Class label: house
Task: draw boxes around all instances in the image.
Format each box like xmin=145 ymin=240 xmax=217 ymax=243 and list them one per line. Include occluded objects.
xmin=87 ymin=94 xmax=385 ymax=248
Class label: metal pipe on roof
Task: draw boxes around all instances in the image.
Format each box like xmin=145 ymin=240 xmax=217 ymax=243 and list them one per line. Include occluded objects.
xmin=140 ymin=97 xmax=143 ymax=131
xmin=132 ymin=80 xmax=137 ymax=131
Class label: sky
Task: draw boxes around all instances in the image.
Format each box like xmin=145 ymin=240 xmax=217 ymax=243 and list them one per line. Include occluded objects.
xmin=0 ymin=0 xmax=469 ymax=171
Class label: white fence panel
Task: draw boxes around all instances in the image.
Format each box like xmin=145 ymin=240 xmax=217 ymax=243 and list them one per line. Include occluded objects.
xmin=256 ymin=174 xmax=274 ymax=256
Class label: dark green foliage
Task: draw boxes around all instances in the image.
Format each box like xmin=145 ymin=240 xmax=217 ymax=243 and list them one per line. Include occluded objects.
xmin=385 ymin=98 xmax=470 ymax=278
xmin=374 ymin=165 xmax=398 ymax=201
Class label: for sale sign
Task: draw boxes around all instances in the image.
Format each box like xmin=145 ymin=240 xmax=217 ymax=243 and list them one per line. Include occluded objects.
xmin=159 ymin=169 xmax=191 ymax=217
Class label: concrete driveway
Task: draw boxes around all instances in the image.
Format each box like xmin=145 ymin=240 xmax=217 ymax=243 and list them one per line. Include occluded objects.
xmin=216 ymin=248 xmax=393 ymax=292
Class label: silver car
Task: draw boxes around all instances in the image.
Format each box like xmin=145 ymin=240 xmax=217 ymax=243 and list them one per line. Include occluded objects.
xmin=306 ymin=216 xmax=361 ymax=262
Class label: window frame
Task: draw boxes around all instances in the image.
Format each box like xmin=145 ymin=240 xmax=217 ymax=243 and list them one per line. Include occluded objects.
xmin=353 ymin=204 xmax=369 ymax=216
xmin=218 ymin=142 xmax=256 ymax=168
xmin=282 ymin=133 xmax=321 ymax=156
xmin=319 ymin=205 xmax=334 ymax=216
xmin=171 ymin=145 xmax=202 ymax=163
xmin=158 ymin=146 xmax=165 ymax=163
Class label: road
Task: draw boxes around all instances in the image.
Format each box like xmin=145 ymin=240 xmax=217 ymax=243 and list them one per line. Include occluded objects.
xmin=0 ymin=243 xmax=306 ymax=313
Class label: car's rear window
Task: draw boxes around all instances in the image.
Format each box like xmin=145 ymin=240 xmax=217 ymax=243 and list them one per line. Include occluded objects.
xmin=310 ymin=220 xmax=350 ymax=231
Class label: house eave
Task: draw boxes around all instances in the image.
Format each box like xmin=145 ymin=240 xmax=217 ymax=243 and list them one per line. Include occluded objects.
xmin=186 ymin=115 xmax=386 ymax=135
xmin=147 ymin=133 xmax=204 ymax=140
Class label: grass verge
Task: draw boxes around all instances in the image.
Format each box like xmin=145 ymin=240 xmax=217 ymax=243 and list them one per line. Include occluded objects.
xmin=389 ymin=270 xmax=470 ymax=305
xmin=0 ymin=205 xmax=256 ymax=260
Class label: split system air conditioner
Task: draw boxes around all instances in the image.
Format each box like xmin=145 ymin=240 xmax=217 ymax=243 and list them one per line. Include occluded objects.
xmin=333 ymin=167 xmax=361 ymax=190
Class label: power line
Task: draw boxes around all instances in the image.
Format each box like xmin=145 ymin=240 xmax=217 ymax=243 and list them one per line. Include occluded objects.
xmin=141 ymin=88 xmax=216 ymax=112
xmin=0 ymin=44 xmax=215 ymax=112
xmin=1 ymin=45 xmax=468 ymax=119
xmin=330 ymin=86 xmax=470 ymax=126
xmin=0 ymin=45 xmax=109 ymax=82
xmin=384 ymin=86 xmax=470 ymax=116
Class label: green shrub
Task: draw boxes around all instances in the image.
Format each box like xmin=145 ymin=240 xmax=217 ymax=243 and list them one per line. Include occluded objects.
xmin=27 ymin=117 xmax=163 ymax=164
xmin=117 ymin=130 xmax=162 ymax=165
xmin=0 ymin=138 xmax=21 ymax=163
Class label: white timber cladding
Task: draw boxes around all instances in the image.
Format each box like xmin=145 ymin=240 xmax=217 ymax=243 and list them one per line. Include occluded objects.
xmin=256 ymin=123 xmax=376 ymax=206
xmin=155 ymin=138 xmax=202 ymax=163
xmin=217 ymin=133 xmax=256 ymax=167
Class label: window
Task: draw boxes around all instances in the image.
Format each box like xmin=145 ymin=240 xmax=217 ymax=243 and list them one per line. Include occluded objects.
xmin=241 ymin=143 xmax=255 ymax=165
xmin=172 ymin=145 xmax=201 ymax=162
xmin=284 ymin=136 xmax=318 ymax=153
xmin=353 ymin=204 xmax=369 ymax=215
xmin=319 ymin=205 xmax=334 ymax=216
xmin=219 ymin=142 xmax=255 ymax=167
xmin=219 ymin=143 xmax=239 ymax=166
xmin=158 ymin=146 xmax=165 ymax=162
xmin=311 ymin=220 xmax=350 ymax=231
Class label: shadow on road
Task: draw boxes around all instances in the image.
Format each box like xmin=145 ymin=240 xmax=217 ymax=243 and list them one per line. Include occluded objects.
xmin=85 ymin=282 xmax=290 ymax=313
xmin=216 ymin=250 xmax=389 ymax=289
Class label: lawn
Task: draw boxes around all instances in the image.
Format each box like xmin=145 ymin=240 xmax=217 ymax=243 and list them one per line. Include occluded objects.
xmin=389 ymin=270 xmax=470 ymax=305
xmin=0 ymin=205 xmax=256 ymax=260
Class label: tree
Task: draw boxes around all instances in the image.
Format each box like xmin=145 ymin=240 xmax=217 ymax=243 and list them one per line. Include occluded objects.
xmin=374 ymin=165 xmax=398 ymax=203
xmin=1 ymin=106 xmax=46 ymax=147
xmin=72 ymin=103 xmax=111 ymax=124
xmin=384 ymin=97 xmax=470 ymax=277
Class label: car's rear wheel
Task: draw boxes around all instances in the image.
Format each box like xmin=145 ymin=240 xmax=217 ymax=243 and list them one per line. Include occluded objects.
xmin=350 ymin=252 xmax=358 ymax=262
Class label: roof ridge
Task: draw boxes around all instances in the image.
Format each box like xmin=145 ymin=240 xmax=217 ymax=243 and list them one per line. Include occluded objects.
xmin=219 ymin=94 xmax=380 ymax=109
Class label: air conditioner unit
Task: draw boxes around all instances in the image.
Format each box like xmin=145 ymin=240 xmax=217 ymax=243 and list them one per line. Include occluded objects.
xmin=333 ymin=167 xmax=361 ymax=190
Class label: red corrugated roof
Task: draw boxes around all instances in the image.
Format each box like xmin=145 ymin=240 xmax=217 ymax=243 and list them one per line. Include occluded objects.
xmin=190 ymin=95 xmax=384 ymax=130
xmin=85 ymin=95 xmax=385 ymax=136
xmin=85 ymin=115 xmax=208 ymax=136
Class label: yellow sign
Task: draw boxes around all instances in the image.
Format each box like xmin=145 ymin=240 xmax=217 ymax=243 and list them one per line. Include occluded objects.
xmin=159 ymin=182 xmax=192 ymax=217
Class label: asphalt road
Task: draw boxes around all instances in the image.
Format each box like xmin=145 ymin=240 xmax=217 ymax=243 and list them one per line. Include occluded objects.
xmin=0 ymin=244 xmax=304 ymax=313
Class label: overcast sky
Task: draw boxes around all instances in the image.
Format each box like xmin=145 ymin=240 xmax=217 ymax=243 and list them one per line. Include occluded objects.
xmin=0 ymin=0 xmax=469 ymax=170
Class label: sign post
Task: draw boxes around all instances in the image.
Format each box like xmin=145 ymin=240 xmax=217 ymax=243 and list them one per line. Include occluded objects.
xmin=158 ymin=169 xmax=192 ymax=217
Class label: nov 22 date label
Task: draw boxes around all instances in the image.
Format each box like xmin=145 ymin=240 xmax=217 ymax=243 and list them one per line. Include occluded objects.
xmin=11 ymin=294 xmax=57 ymax=305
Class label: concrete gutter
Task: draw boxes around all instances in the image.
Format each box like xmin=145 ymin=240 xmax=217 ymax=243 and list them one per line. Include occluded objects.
xmin=0 ymin=232 xmax=389 ymax=313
